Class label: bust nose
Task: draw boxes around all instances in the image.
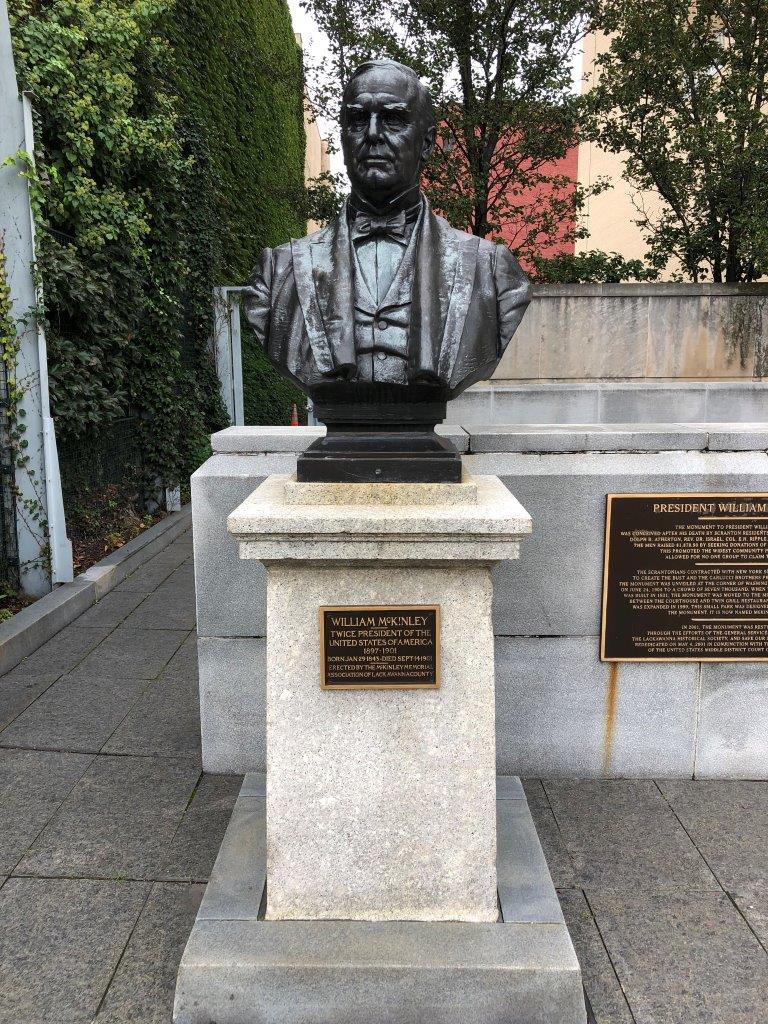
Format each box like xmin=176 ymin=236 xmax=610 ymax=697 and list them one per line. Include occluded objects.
xmin=365 ymin=112 xmax=383 ymax=143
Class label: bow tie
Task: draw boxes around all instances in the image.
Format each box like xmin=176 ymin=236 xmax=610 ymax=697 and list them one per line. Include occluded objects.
xmin=350 ymin=210 xmax=408 ymax=243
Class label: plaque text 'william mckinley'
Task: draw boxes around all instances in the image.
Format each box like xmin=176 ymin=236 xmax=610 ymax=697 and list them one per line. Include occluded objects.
xmin=601 ymin=493 xmax=768 ymax=662
xmin=320 ymin=605 xmax=440 ymax=688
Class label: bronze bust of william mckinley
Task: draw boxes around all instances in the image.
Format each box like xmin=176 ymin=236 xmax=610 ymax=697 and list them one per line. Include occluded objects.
xmin=245 ymin=59 xmax=531 ymax=482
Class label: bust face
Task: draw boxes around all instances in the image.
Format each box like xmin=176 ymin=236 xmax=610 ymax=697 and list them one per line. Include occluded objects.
xmin=341 ymin=66 xmax=433 ymax=206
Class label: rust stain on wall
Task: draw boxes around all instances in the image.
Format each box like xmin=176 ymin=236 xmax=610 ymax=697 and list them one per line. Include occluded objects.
xmin=603 ymin=662 xmax=620 ymax=776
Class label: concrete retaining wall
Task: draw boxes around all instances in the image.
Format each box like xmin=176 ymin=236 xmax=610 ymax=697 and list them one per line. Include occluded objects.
xmin=446 ymin=380 xmax=768 ymax=425
xmin=497 ymin=283 xmax=768 ymax=382
xmin=193 ymin=424 xmax=768 ymax=780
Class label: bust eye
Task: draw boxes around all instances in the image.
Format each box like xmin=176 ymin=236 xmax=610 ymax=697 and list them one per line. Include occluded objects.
xmin=384 ymin=114 xmax=407 ymax=129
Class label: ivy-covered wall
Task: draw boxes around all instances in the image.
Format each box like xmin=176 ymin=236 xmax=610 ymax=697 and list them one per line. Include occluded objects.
xmin=169 ymin=0 xmax=307 ymax=426
xmin=7 ymin=0 xmax=306 ymax=507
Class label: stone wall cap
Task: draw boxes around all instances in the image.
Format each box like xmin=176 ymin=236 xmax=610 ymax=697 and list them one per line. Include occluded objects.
xmin=227 ymin=474 xmax=531 ymax=563
xmin=211 ymin=425 xmax=324 ymax=453
xmin=463 ymin=380 xmax=768 ymax=394
xmin=467 ymin=423 xmax=768 ymax=453
xmin=211 ymin=424 xmax=469 ymax=454
xmin=532 ymin=282 xmax=768 ymax=298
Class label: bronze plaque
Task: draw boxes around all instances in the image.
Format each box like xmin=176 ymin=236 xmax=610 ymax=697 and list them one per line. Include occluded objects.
xmin=601 ymin=493 xmax=768 ymax=662
xmin=319 ymin=605 xmax=440 ymax=689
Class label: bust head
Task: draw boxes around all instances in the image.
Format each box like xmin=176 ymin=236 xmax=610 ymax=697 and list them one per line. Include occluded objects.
xmin=341 ymin=60 xmax=436 ymax=209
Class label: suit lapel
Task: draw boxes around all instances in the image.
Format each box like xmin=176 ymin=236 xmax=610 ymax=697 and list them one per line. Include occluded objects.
xmin=310 ymin=209 xmax=356 ymax=372
xmin=435 ymin=215 xmax=480 ymax=382
xmin=290 ymin=213 xmax=357 ymax=375
xmin=409 ymin=201 xmax=479 ymax=383
xmin=290 ymin=232 xmax=334 ymax=374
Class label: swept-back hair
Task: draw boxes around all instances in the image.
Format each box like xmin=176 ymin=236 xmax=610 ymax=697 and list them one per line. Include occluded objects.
xmin=341 ymin=59 xmax=436 ymax=132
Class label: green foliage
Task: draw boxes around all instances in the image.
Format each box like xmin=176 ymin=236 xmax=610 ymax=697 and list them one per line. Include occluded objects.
xmin=170 ymin=0 xmax=305 ymax=280
xmin=531 ymin=250 xmax=659 ymax=284
xmin=169 ymin=0 xmax=307 ymax=423
xmin=9 ymin=0 xmax=228 ymax=496
xmin=304 ymin=170 xmax=346 ymax=226
xmin=586 ymin=0 xmax=768 ymax=283
xmin=8 ymin=0 xmax=308 ymax=500
xmin=301 ymin=0 xmax=601 ymax=260
xmin=241 ymin=328 xmax=306 ymax=425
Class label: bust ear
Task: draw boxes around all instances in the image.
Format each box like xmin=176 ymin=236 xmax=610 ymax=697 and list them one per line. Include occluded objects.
xmin=420 ymin=126 xmax=436 ymax=165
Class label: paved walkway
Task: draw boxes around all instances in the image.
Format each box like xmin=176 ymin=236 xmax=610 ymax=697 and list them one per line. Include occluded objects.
xmin=0 ymin=528 xmax=766 ymax=1022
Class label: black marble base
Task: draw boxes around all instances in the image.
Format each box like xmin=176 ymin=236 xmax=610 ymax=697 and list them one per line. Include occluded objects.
xmin=301 ymin=380 xmax=462 ymax=483
xmin=297 ymin=429 xmax=461 ymax=483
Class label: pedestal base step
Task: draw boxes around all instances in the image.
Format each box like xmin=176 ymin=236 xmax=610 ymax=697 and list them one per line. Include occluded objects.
xmin=173 ymin=776 xmax=587 ymax=1024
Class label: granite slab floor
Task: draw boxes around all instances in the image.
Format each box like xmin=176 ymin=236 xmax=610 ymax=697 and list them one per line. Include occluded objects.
xmin=0 ymin=528 xmax=767 ymax=1022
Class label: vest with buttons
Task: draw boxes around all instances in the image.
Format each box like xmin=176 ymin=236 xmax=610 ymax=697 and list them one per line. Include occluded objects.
xmin=351 ymin=214 xmax=421 ymax=384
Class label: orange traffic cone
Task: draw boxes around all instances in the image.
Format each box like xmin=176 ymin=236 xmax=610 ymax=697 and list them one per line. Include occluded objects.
xmin=290 ymin=402 xmax=299 ymax=426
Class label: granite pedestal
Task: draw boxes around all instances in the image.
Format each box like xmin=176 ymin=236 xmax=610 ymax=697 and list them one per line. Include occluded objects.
xmin=173 ymin=775 xmax=587 ymax=1024
xmin=226 ymin=473 xmax=530 ymax=923
xmin=175 ymin=471 xmax=586 ymax=1022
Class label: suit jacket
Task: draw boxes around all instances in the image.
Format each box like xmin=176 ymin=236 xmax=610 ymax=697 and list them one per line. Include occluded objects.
xmin=244 ymin=198 xmax=532 ymax=399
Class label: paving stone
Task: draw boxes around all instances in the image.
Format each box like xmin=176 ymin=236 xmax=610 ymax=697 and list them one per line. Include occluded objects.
xmin=521 ymin=778 xmax=549 ymax=808
xmin=163 ymin=534 xmax=193 ymax=555
xmin=143 ymin=544 xmax=191 ymax=569
xmin=75 ymin=626 xmax=188 ymax=680
xmin=113 ymin=559 xmax=181 ymax=593
xmin=497 ymin=798 xmax=565 ymax=924
xmin=544 ymin=780 xmax=720 ymax=891
xmin=239 ymin=772 xmax=265 ymax=797
xmin=157 ymin=774 xmax=242 ymax=881
xmin=164 ymin=561 xmax=195 ymax=586
xmin=0 ymin=748 xmax=93 ymax=873
xmin=96 ymin=881 xmax=204 ymax=1024
xmin=195 ymin=795 xmax=266 ymax=921
xmin=0 ymin=876 xmax=149 ymax=1023
xmin=122 ymin=585 xmax=196 ymax=631
xmin=659 ymin=781 xmax=768 ymax=894
xmin=18 ymin=755 xmax=201 ymax=879
xmin=496 ymin=775 xmax=525 ymax=800
xmin=732 ymin=892 xmax=768 ymax=951
xmin=0 ymin=670 xmax=57 ymax=731
xmin=2 ymin=625 xmax=111 ymax=680
xmin=589 ymin=890 xmax=768 ymax=1024
xmin=0 ymin=619 xmax=163 ymax=733
xmin=529 ymin=801 xmax=576 ymax=887
xmin=102 ymin=674 xmax=200 ymax=759
xmin=557 ymin=889 xmax=634 ymax=1024
xmin=160 ymin=633 xmax=198 ymax=682
xmin=74 ymin=590 xmax=147 ymax=629
xmin=0 ymin=673 xmax=150 ymax=753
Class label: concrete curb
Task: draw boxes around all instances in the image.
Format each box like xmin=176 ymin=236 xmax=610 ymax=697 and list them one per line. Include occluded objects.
xmin=0 ymin=506 xmax=192 ymax=676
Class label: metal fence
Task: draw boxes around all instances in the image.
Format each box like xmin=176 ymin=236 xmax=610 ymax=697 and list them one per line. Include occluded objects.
xmin=57 ymin=416 xmax=143 ymax=508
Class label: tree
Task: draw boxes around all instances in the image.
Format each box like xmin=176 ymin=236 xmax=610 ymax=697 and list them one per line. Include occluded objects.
xmin=585 ymin=0 xmax=768 ymax=283
xmin=301 ymin=0 xmax=600 ymax=263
